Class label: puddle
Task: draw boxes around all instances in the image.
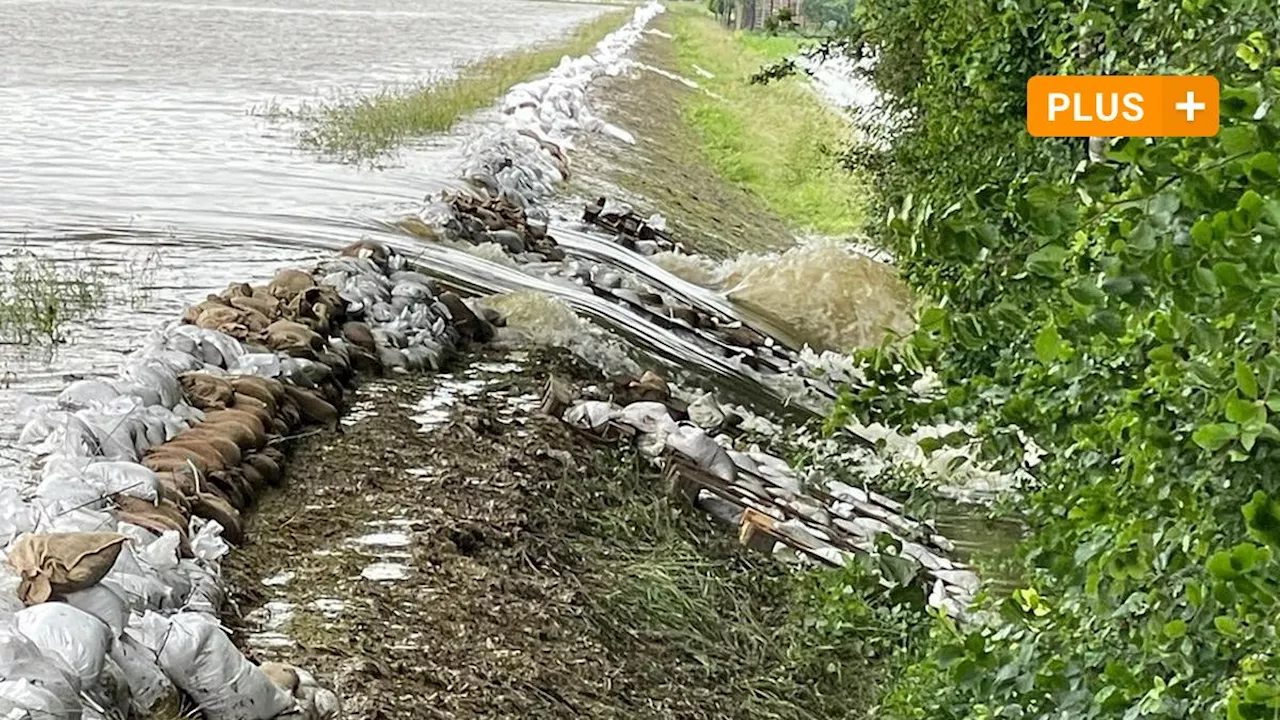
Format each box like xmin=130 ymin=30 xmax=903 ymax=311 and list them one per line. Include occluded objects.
xmin=473 ymin=361 xmax=524 ymax=374
xmin=407 ymin=376 xmax=497 ymax=430
xmin=246 ymin=600 xmax=296 ymax=649
xmin=310 ymin=598 xmax=346 ymax=617
xmin=361 ymin=562 xmax=410 ymax=582
xmin=351 ymin=531 xmax=411 ymax=548
xmin=262 ymin=571 xmax=295 ymax=587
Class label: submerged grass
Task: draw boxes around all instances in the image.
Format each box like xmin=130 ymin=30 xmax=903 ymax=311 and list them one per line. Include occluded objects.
xmin=0 ymin=250 xmax=107 ymax=344
xmin=669 ymin=7 xmax=864 ymax=235
xmin=273 ymin=10 xmax=629 ymax=162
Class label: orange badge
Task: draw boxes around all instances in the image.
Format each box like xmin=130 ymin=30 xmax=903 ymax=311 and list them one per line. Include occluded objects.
xmin=1027 ymin=76 xmax=1219 ymax=138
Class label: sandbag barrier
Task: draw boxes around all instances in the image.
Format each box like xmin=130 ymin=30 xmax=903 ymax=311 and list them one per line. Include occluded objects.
xmin=1 ymin=240 xmax=492 ymax=720
xmin=582 ymin=196 xmax=684 ymax=257
xmin=547 ymin=372 xmax=978 ymax=617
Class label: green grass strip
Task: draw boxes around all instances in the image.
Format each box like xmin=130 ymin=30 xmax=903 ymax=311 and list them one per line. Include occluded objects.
xmin=670 ymin=6 xmax=864 ymax=235
xmin=284 ymin=10 xmax=630 ymax=162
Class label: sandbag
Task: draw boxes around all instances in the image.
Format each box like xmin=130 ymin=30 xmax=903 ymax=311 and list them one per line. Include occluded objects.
xmin=0 ymin=622 xmax=83 ymax=720
xmin=111 ymin=633 xmax=180 ymax=717
xmin=664 ymin=424 xmax=737 ymax=482
xmin=7 ymin=533 xmax=129 ymax=605
xmin=179 ymin=372 xmax=236 ymax=410
xmin=283 ymin=385 xmax=338 ymax=427
xmin=61 ymin=584 xmax=130 ymax=638
xmin=190 ymin=494 xmax=243 ymax=545
xmin=202 ymin=409 xmax=267 ymax=446
xmin=137 ymin=612 xmax=294 ymax=720
xmin=14 ymin=603 xmax=113 ymax=688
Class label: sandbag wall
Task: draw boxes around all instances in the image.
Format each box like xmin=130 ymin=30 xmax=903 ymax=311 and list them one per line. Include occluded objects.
xmin=0 ymin=240 xmax=490 ymax=720
xmin=548 ymin=371 xmax=979 ymax=618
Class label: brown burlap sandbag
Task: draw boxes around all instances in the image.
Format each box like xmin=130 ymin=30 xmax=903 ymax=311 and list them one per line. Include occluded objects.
xmin=174 ymin=429 xmax=242 ymax=467
xmin=148 ymin=441 xmax=223 ymax=471
xmin=198 ymin=417 xmax=259 ymax=450
xmin=202 ymin=409 xmax=267 ymax=446
xmin=283 ymin=385 xmax=338 ymax=428
xmin=179 ymin=372 xmax=236 ymax=410
xmin=243 ymin=453 xmax=282 ymax=486
xmin=7 ymin=533 xmax=128 ymax=605
xmin=190 ymin=493 xmax=244 ymax=544
xmin=261 ymin=319 xmax=324 ymax=356
xmin=267 ymin=269 xmax=315 ymax=300
xmin=143 ymin=451 xmax=216 ymax=477
xmin=229 ymin=377 xmax=280 ymax=413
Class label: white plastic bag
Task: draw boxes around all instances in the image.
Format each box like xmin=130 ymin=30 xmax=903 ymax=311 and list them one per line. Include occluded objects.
xmin=137 ymin=612 xmax=294 ymax=720
xmin=0 ymin=620 xmax=83 ymax=720
xmin=14 ymin=603 xmax=112 ymax=688
xmin=111 ymin=633 xmax=178 ymax=716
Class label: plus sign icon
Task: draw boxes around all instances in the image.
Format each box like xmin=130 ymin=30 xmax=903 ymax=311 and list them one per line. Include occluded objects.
xmin=1027 ymin=76 xmax=1220 ymax=137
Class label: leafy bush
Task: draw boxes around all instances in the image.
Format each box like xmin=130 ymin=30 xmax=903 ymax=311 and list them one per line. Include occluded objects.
xmin=823 ymin=0 xmax=1280 ymax=717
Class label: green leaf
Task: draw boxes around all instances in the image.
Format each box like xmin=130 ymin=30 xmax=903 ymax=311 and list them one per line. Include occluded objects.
xmin=1249 ymin=152 xmax=1279 ymax=183
xmin=1034 ymin=325 xmax=1061 ymax=363
xmin=1163 ymin=619 xmax=1187 ymax=639
xmin=1236 ymin=361 xmax=1260 ymax=399
xmin=1220 ymin=126 xmax=1259 ymax=154
xmin=1069 ymin=279 xmax=1106 ymax=305
xmin=1193 ymin=265 xmax=1219 ymax=294
xmin=1214 ymin=615 xmax=1241 ymax=636
xmin=1193 ymin=423 xmax=1239 ymax=451
xmin=1026 ymin=245 xmax=1069 ymax=278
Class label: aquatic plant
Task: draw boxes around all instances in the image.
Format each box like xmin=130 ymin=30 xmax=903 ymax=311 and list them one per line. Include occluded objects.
xmin=266 ymin=11 xmax=628 ymax=163
xmin=0 ymin=249 xmax=107 ymax=344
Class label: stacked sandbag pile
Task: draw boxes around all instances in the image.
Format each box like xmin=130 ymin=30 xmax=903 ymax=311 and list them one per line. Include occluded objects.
xmin=457 ymin=2 xmax=663 ymax=210
xmin=551 ymin=371 xmax=978 ymax=617
xmin=0 ymin=240 xmax=486 ymax=719
xmin=441 ymin=185 xmax=566 ymax=264
xmin=582 ymin=196 xmax=683 ymax=256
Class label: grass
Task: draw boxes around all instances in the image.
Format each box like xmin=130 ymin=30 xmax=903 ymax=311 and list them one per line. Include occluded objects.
xmin=669 ymin=6 xmax=865 ymax=235
xmin=561 ymin=448 xmax=896 ymax=719
xmin=267 ymin=10 xmax=629 ymax=162
xmin=0 ymin=249 xmax=107 ymax=344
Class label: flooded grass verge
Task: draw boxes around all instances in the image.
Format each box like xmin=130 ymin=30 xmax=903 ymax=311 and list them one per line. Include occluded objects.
xmin=225 ymin=346 xmax=903 ymax=718
xmin=266 ymin=10 xmax=629 ymax=162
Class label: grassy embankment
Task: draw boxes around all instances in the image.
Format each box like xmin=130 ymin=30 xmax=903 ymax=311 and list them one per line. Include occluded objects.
xmin=577 ymin=6 xmax=864 ymax=256
xmin=280 ymin=10 xmax=629 ymax=162
xmin=670 ymin=11 xmax=863 ymax=236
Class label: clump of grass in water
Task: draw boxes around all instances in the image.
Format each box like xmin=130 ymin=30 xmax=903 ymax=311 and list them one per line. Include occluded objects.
xmin=266 ymin=10 xmax=628 ymax=163
xmin=0 ymin=249 xmax=107 ymax=344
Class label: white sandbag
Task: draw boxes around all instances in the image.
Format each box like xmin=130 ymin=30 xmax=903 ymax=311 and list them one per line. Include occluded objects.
xmin=664 ymin=423 xmax=737 ymax=482
xmin=101 ymin=545 xmax=172 ymax=612
xmin=179 ymin=559 xmax=223 ymax=616
xmin=82 ymin=461 xmax=160 ymax=503
xmin=0 ymin=679 xmax=82 ymax=720
xmin=0 ymin=621 xmax=83 ymax=719
xmin=0 ymin=488 xmax=39 ymax=547
xmin=190 ymin=518 xmax=230 ymax=564
xmin=233 ymin=353 xmax=283 ymax=378
xmin=14 ymin=603 xmax=112 ymax=688
xmin=57 ymin=380 xmax=120 ymax=409
xmin=62 ymin=585 xmax=129 ymax=639
xmin=120 ymin=360 xmax=181 ymax=409
xmin=563 ymin=401 xmax=617 ymax=432
xmin=111 ymin=633 xmax=178 ymax=716
xmin=137 ymin=612 xmax=294 ymax=720
xmin=615 ymin=402 xmax=677 ymax=435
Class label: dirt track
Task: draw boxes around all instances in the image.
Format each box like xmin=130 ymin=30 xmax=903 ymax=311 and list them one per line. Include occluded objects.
xmin=223 ymin=346 xmax=853 ymax=720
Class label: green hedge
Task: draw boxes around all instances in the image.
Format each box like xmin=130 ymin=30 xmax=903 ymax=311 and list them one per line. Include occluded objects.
xmin=828 ymin=1 xmax=1280 ymax=717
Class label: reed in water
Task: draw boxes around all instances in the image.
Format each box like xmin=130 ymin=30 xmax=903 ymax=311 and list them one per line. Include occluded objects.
xmin=268 ymin=10 xmax=628 ymax=162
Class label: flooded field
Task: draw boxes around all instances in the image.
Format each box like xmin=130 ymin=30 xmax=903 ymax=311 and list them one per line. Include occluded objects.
xmin=0 ymin=0 xmax=608 ymax=412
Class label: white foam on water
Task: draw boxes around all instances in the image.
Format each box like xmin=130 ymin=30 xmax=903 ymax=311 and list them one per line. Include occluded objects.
xmin=361 ymin=562 xmax=410 ymax=582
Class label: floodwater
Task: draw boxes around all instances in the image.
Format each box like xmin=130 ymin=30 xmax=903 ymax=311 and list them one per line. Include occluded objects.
xmin=0 ymin=0 xmax=608 ymax=421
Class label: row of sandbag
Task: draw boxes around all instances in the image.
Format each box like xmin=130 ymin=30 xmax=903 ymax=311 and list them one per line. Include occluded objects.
xmin=556 ymin=371 xmax=978 ymax=617
xmin=457 ymin=2 xmax=662 ymax=207
xmin=1 ymin=241 xmax=481 ymax=720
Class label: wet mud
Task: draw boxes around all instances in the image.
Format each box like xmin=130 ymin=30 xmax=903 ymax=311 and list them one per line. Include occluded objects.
xmin=225 ymin=346 xmax=831 ymax=719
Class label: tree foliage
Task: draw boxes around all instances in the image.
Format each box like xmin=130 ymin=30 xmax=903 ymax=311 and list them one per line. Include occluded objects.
xmin=825 ymin=0 xmax=1280 ymax=717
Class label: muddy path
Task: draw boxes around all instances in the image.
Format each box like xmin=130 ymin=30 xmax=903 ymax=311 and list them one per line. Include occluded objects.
xmin=224 ymin=346 xmax=866 ymax=720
